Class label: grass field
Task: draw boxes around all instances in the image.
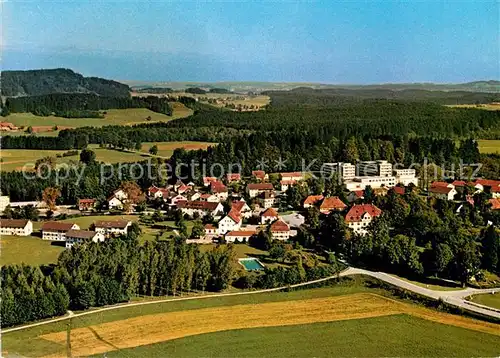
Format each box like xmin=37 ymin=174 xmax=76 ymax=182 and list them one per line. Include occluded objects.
xmin=468 ymin=293 xmax=500 ymax=310
xmin=477 ymin=139 xmax=500 ymax=154
xmin=3 ymin=279 xmax=499 ymax=357
xmin=1 ymin=141 xmax=214 ymax=171
xmin=390 ymin=274 xmax=463 ymax=291
xmin=0 ymin=235 xmax=65 ymax=266
xmin=447 ymin=103 xmax=500 ymax=111
xmin=3 ymin=103 xmax=193 ymax=134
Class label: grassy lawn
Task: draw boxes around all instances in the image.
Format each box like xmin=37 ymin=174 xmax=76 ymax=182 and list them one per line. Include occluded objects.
xmin=468 ymin=293 xmax=500 ymax=310
xmin=3 ymin=276 xmax=500 ymax=358
xmin=96 ymin=315 xmax=500 ymax=358
xmin=477 ymin=139 xmax=500 ymax=154
xmin=0 ymin=235 xmax=65 ymax=266
xmin=140 ymin=141 xmax=215 ymax=157
xmin=446 ymin=103 xmax=500 ymax=111
xmin=4 ymin=104 xmax=192 ymax=133
xmin=390 ymin=274 xmax=463 ymax=291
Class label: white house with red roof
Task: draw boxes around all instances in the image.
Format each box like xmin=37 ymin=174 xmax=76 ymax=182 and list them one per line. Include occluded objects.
xmin=177 ymin=201 xmax=224 ymax=218
xmin=225 ymin=230 xmax=257 ymax=243
xmin=210 ymin=181 xmax=229 ymax=201
xmin=429 ymin=186 xmax=457 ymax=201
xmin=270 ymin=220 xmax=290 ymax=241
xmin=247 ymin=183 xmax=274 ymax=198
xmin=199 ymin=193 xmax=220 ymax=202
xmin=345 ymin=204 xmax=382 ymax=234
xmin=203 ymin=176 xmax=218 ymax=187
xmin=168 ymin=194 xmax=188 ymax=206
xmin=252 ymin=170 xmax=268 ymax=181
xmin=261 ymin=207 xmax=279 ymax=224
xmin=204 ymin=224 xmax=218 ymax=237
xmin=280 ymin=172 xmax=304 ymax=181
xmin=231 ymin=200 xmax=252 ymax=218
xmin=218 ymin=209 xmax=242 ymax=234
xmin=280 ymin=180 xmax=297 ymax=192
xmin=303 ymin=195 xmax=324 ymax=208
xmin=258 ymin=191 xmax=277 ymax=209
xmin=226 ymin=173 xmax=241 ymax=183
xmin=319 ymin=196 xmax=347 ymax=214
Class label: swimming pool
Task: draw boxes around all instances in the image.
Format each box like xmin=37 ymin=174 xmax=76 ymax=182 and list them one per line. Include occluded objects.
xmin=239 ymin=258 xmax=265 ymax=271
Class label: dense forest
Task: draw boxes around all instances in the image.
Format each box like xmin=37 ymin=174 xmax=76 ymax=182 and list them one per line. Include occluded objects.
xmin=264 ymin=87 xmax=500 ymax=106
xmin=2 ymin=93 xmax=173 ymax=117
xmin=1 ymin=68 xmax=130 ymax=97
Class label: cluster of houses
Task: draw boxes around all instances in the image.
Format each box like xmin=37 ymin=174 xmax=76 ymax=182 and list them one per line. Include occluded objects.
xmin=429 ymin=179 xmax=500 ymax=204
xmin=0 ymin=218 xmax=132 ymax=249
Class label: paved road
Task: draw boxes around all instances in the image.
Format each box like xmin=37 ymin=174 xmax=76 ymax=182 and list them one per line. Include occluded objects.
xmin=3 ymin=267 xmax=499 ymax=334
xmin=339 ymin=267 xmax=500 ymax=319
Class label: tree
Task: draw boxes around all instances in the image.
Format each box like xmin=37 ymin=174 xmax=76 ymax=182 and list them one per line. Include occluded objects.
xmin=454 ymin=240 xmax=481 ymax=286
xmin=79 ymin=149 xmax=96 ymax=164
xmin=481 ymin=225 xmax=499 ymax=272
xmin=342 ymin=137 xmax=359 ymax=163
xmin=269 ymin=243 xmax=286 ymax=262
xmin=149 ymin=145 xmax=159 ymax=155
xmin=305 ymin=207 xmax=320 ymax=230
xmin=250 ymin=229 xmax=273 ymax=251
xmin=118 ymin=181 xmax=145 ymax=213
xmin=135 ymin=141 xmax=142 ymax=151
xmin=42 ymin=187 xmax=61 ymax=211
xmin=191 ymin=220 xmax=205 ymax=239
xmin=3 ymin=204 xmax=13 ymax=219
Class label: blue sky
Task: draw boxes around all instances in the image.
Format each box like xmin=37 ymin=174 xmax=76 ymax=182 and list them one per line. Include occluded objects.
xmin=2 ymin=1 xmax=498 ymax=83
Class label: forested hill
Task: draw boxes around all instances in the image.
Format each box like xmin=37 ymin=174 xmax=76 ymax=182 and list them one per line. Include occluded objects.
xmin=264 ymin=87 xmax=499 ymax=107
xmin=1 ymin=68 xmax=130 ymax=97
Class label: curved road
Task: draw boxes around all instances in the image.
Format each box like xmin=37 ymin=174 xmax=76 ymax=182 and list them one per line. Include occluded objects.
xmin=3 ymin=267 xmax=499 ymax=334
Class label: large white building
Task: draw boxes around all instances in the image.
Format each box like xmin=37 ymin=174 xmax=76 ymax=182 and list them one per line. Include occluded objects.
xmin=94 ymin=220 xmax=132 ymax=236
xmin=0 ymin=219 xmax=33 ymax=236
xmin=345 ymin=204 xmax=382 ymax=235
xmin=65 ymin=230 xmax=105 ymax=248
xmin=345 ymin=176 xmax=396 ymax=191
xmin=394 ymin=168 xmax=419 ymax=186
xmin=322 ymin=163 xmax=356 ymax=180
xmin=357 ymin=160 xmax=393 ymax=177
xmin=0 ymin=196 xmax=10 ymax=213
xmin=42 ymin=222 xmax=80 ymax=241
xmin=218 ymin=210 xmax=242 ymax=234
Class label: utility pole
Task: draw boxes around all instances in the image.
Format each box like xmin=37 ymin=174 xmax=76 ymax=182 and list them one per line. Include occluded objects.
xmin=66 ymin=317 xmax=72 ymax=358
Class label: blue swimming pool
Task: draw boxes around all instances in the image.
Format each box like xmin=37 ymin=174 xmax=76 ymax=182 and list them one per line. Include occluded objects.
xmin=239 ymin=258 xmax=265 ymax=271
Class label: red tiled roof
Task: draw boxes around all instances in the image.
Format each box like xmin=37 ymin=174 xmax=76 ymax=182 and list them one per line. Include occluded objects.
xmin=489 ymin=198 xmax=500 ymax=210
xmin=270 ymin=220 xmax=290 ymax=232
xmin=0 ymin=219 xmax=30 ymax=228
xmin=280 ymin=180 xmax=297 ymax=185
xmin=476 ymin=179 xmax=500 ymax=188
xmin=42 ymin=221 xmax=76 ymax=231
xmin=227 ymin=209 xmax=241 ymax=223
xmin=304 ymin=195 xmax=324 ymax=205
xmin=252 ymin=170 xmax=266 ymax=179
xmin=231 ymin=201 xmax=247 ymax=212
xmin=211 ymin=181 xmax=228 ymax=193
xmin=429 ymin=186 xmax=454 ymax=194
xmin=148 ymin=186 xmax=160 ymax=193
xmin=66 ymin=230 xmax=98 ymax=239
xmin=226 ymin=230 xmax=256 ymax=237
xmin=177 ymin=184 xmax=189 ymax=192
xmin=248 ymin=183 xmax=273 ymax=190
xmin=320 ymin=196 xmax=347 ymax=211
xmin=345 ymin=204 xmax=382 ymax=223
xmin=177 ymin=201 xmax=220 ymax=211
xmin=78 ymin=198 xmax=96 ymax=204
xmin=261 ymin=208 xmax=279 ymax=217
xmin=491 ymin=186 xmax=500 ymax=193
xmin=203 ymin=177 xmax=218 ymax=184
xmin=393 ymin=186 xmax=405 ymax=195
xmin=351 ymin=190 xmax=364 ymax=198
xmin=204 ymin=224 xmax=216 ymax=230
xmin=226 ymin=173 xmax=241 ymax=181
xmin=452 ymin=180 xmax=466 ymax=187
xmin=281 ymin=172 xmax=303 ymax=178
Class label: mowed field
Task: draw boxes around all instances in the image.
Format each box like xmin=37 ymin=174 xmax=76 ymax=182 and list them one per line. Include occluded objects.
xmin=447 ymin=103 xmax=500 ymax=111
xmin=4 ymin=103 xmax=193 ymax=133
xmin=3 ymin=282 xmax=499 ymax=357
xmin=0 ymin=141 xmax=215 ymax=171
xmin=468 ymin=293 xmax=500 ymax=310
xmin=477 ymin=139 xmax=500 ymax=154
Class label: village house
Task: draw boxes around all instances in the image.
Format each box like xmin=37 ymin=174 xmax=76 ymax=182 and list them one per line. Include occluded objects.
xmin=108 ymin=195 xmax=124 ymax=210
xmin=261 ymin=207 xmax=279 ymax=224
xmin=42 ymin=221 xmax=80 ymax=241
xmin=78 ymin=198 xmax=96 ymax=211
xmin=0 ymin=219 xmax=33 ymax=236
xmin=280 ymin=172 xmax=304 ymax=181
xmin=347 ymin=190 xmax=364 ymax=203
xmin=65 ymin=230 xmax=105 ymax=249
xmin=177 ymin=201 xmax=224 ymax=218
xmin=320 ymin=196 xmax=347 ymax=214
xmin=174 ymin=180 xmax=185 ymax=192
xmin=392 ymin=186 xmax=405 ymax=195
xmin=231 ymin=200 xmax=253 ymax=218
xmin=185 ymin=191 xmax=201 ymax=201
xmin=280 ymin=180 xmax=297 ymax=192
xmin=93 ymin=220 xmax=132 ymax=236
xmin=168 ymin=194 xmax=188 ymax=206
xmin=488 ymin=198 xmax=500 ymax=210
xmin=203 ymin=176 xmax=218 ymax=187
xmin=211 ymin=181 xmax=229 ymax=201
xmin=226 ymin=173 xmax=241 ymax=183
xmin=247 ymin=183 xmax=274 ymax=198
xmin=252 ymin=170 xmax=268 ymax=181
xmin=258 ymin=191 xmax=276 ymax=209
xmin=303 ymin=195 xmax=324 ymax=209
xmin=225 ymin=230 xmax=256 ymax=243
xmin=429 ymin=186 xmax=457 ymax=201
xmin=344 ymin=176 xmax=396 ymax=191
xmin=218 ymin=210 xmax=242 ymax=234
xmin=148 ymin=186 xmax=170 ymax=199
xmin=204 ymin=224 xmax=218 ymax=237
xmin=270 ymin=220 xmax=290 ymax=241
xmin=176 ymin=184 xmax=189 ymax=194
xmin=199 ymin=193 xmax=220 ymax=202
xmin=345 ymin=204 xmax=382 ymax=235
xmin=393 ymin=168 xmax=419 ymax=186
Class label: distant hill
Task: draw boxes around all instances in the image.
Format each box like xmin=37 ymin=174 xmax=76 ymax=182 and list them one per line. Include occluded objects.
xmin=1 ymin=68 xmax=131 ymax=97
xmin=124 ymin=80 xmax=500 ymax=94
